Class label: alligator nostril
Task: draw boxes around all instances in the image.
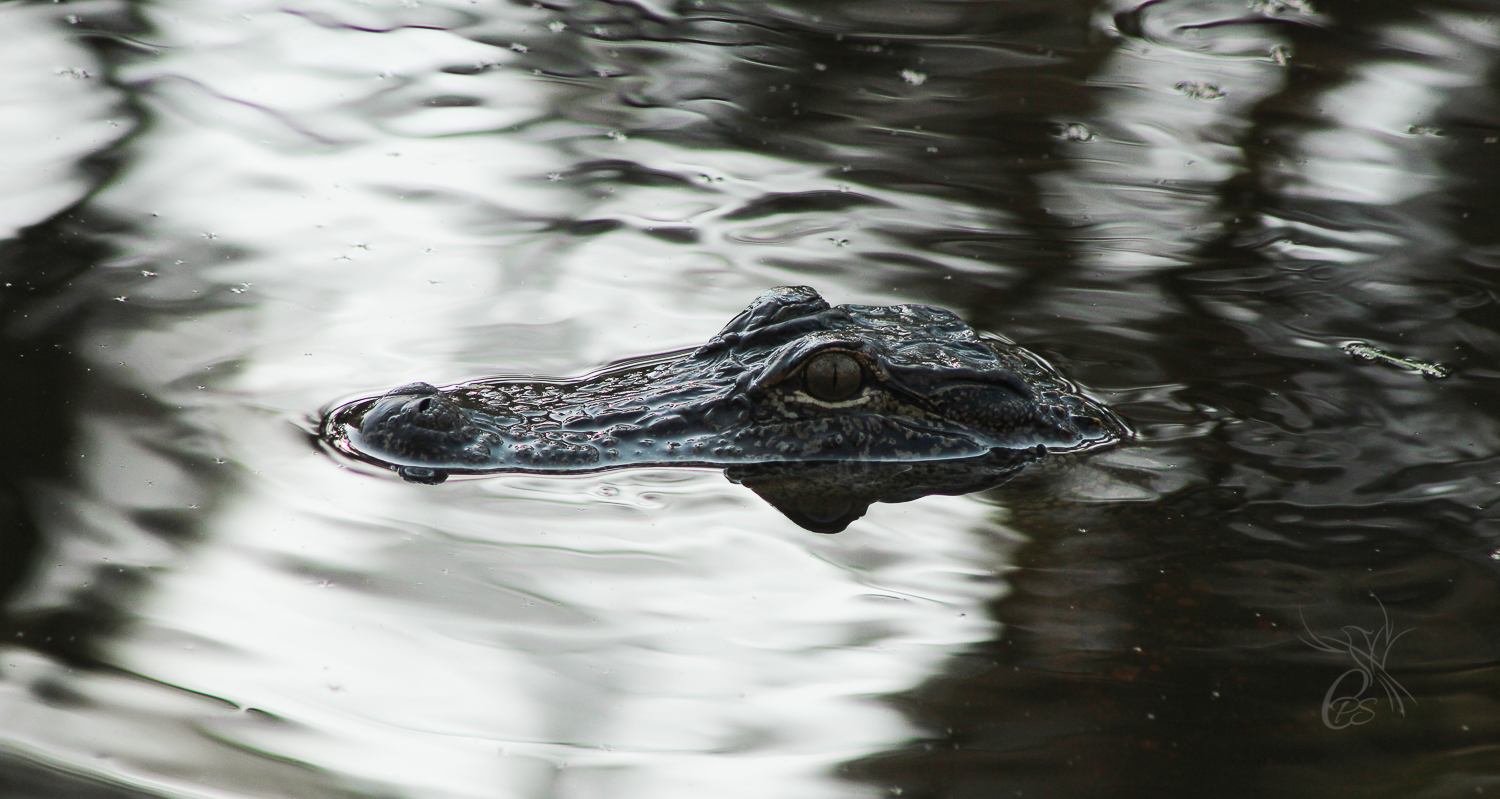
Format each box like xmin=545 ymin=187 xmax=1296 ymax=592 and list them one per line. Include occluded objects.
xmin=416 ymin=397 xmax=433 ymax=413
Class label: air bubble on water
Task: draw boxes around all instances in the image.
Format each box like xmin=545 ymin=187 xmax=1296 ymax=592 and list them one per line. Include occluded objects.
xmin=1058 ymin=123 xmax=1095 ymax=142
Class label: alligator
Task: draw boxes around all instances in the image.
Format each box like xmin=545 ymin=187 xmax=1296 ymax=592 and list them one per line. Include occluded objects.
xmin=321 ymin=286 xmax=1127 ymax=531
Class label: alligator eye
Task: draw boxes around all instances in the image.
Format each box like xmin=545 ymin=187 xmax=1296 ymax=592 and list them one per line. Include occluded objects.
xmin=803 ymin=352 xmax=862 ymax=402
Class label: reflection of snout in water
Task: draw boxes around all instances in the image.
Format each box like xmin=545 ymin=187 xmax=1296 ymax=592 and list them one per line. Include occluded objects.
xmin=726 ymin=450 xmax=1044 ymax=532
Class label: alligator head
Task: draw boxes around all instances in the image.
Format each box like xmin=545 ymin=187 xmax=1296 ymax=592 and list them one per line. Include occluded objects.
xmin=321 ymin=286 xmax=1127 ymax=530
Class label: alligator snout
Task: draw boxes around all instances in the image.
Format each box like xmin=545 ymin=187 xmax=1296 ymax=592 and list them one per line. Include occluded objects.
xmin=354 ymin=383 xmax=498 ymax=482
xmin=321 ymin=287 xmax=1128 ymax=512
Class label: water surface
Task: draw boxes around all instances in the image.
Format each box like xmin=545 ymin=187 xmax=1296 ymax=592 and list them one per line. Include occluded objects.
xmin=2 ymin=0 xmax=1499 ymax=797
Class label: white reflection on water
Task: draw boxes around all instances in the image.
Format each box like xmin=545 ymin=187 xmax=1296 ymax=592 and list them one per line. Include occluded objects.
xmin=0 ymin=3 xmax=1007 ymax=797
xmin=1263 ymin=11 xmax=1498 ymax=216
xmin=1041 ymin=0 xmax=1297 ymax=269
xmin=0 ymin=4 xmax=126 ymax=239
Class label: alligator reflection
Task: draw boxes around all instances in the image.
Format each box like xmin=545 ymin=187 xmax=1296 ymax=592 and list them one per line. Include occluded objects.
xmin=726 ymin=452 xmax=1040 ymax=533
xmin=321 ymin=286 xmax=1125 ymax=531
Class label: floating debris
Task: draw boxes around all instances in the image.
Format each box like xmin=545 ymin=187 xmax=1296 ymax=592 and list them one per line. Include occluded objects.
xmin=1175 ymin=82 xmax=1226 ymax=101
xmin=1341 ymin=341 xmax=1450 ymax=378
xmin=1058 ymin=122 xmax=1096 ymax=142
xmin=1250 ymin=0 xmax=1317 ymax=14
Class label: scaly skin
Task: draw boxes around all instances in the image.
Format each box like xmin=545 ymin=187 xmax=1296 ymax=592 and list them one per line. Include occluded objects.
xmin=321 ymin=286 xmax=1128 ymax=530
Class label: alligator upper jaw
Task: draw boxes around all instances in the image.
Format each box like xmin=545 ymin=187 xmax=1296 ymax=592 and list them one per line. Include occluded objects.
xmin=323 ymin=341 xmax=1129 ymax=484
xmin=323 ymin=383 xmax=1092 ymax=530
xmin=329 ymin=392 xmax=1121 ymax=493
xmin=322 ymin=298 xmax=1129 ymax=485
xmin=331 ymin=394 xmax=1016 ymax=483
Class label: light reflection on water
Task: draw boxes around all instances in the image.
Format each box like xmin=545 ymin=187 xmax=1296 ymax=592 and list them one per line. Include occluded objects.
xmin=3 ymin=0 xmax=1500 ymax=797
xmin=4 ymin=2 xmax=1012 ymax=796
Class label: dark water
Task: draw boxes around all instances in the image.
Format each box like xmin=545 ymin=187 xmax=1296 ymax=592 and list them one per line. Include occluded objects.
xmin=3 ymin=0 xmax=1500 ymax=796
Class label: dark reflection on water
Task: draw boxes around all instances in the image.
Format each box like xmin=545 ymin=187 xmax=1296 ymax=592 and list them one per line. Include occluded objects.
xmin=4 ymin=0 xmax=1500 ymax=796
xmin=725 ymin=455 xmax=1045 ymax=534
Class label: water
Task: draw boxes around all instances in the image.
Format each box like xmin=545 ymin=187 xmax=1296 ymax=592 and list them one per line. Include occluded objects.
xmin=2 ymin=0 xmax=1499 ymax=797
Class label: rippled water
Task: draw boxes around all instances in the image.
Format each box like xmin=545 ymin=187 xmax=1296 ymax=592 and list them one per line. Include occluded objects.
xmin=3 ymin=0 xmax=1500 ymax=797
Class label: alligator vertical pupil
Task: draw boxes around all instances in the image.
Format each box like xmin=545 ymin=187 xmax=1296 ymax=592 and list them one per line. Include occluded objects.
xmin=804 ymin=352 xmax=862 ymax=401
